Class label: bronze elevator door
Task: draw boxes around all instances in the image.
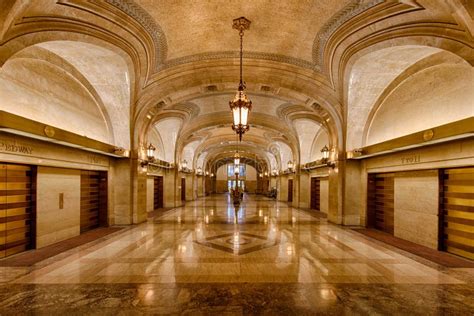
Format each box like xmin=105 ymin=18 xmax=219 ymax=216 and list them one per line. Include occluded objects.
xmin=288 ymin=179 xmax=293 ymax=202
xmin=0 ymin=163 xmax=36 ymax=258
xmin=80 ymin=171 xmax=107 ymax=233
xmin=154 ymin=176 xmax=164 ymax=209
xmin=440 ymin=167 xmax=474 ymax=260
xmin=181 ymin=178 xmax=186 ymax=201
xmin=367 ymin=173 xmax=394 ymax=234
xmin=310 ymin=177 xmax=320 ymax=210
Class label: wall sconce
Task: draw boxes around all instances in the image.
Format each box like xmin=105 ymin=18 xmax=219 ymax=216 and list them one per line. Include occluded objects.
xmin=206 ymin=171 xmax=209 ymax=176
xmin=271 ymin=168 xmax=279 ymax=176
xmin=141 ymin=143 xmax=156 ymax=167
xmin=259 ymin=173 xmax=263 ymax=178
xmin=287 ymin=160 xmax=295 ymax=173
xmin=234 ymin=152 xmax=240 ymax=165
xmin=146 ymin=143 xmax=156 ymax=161
xmin=264 ymin=171 xmax=268 ymax=177
xmin=234 ymin=167 xmax=240 ymax=175
xmin=321 ymin=145 xmax=336 ymax=168
xmin=181 ymin=159 xmax=188 ymax=170
xmin=210 ymin=173 xmax=215 ymax=177
xmin=196 ymin=166 xmax=203 ymax=175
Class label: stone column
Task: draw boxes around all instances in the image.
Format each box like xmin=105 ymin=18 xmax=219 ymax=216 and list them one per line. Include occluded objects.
xmin=111 ymin=158 xmax=133 ymax=225
xmin=298 ymin=172 xmax=310 ymax=209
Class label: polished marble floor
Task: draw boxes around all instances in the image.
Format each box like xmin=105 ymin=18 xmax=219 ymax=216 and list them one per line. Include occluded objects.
xmin=1 ymin=194 xmax=473 ymax=314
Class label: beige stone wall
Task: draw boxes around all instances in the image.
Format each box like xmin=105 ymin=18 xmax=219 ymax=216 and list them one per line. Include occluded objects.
xmin=299 ymin=173 xmax=310 ymax=208
xmin=185 ymin=174 xmax=193 ymax=201
xmin=246 ymin=180 xmax=256 ymax=193
xmin=163 ymin=170 xmax=176 ymax=208
xmin=216 ymin=180 xmax=227 ymax=193
xmin=356 ymin=139 xmax=474 ymax=248
xmin=278 ymin=175 xmax=290 ymax=201
xmin=246 ymin=165 xmax=257 ymax=180
xmin=366 ymin=64 xmax=474 ymax=146
xmin=320 ymin=179 xmax=329 ymax=214
xmin=146 ymin=177 xmax=154 ymax=213
xmin=394 ymin=174 xmax=439 ymax=249
xmin=36 ymin=167 xmax=81 ymax=248
xmin=112 ymin=159 xmax=132 ymax=225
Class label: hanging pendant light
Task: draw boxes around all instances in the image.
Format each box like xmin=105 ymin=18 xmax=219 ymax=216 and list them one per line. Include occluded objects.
xmin=229 ymin=17 xmax=252 ymax=141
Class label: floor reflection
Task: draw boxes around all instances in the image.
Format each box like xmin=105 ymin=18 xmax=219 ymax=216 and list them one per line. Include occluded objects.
xmin=0 ymin=194 xmax=473 ymax=313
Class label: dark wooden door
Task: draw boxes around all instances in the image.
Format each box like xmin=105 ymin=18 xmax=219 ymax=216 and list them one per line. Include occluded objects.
xmin=310 ymin=177 xmax=320 ymax=210
xmin=154 ymin=176 xmax=164 ymax=209
xmin=0 ymin=163 xmax=36 ymax=258
xmin=367 ymin=173 xmax=394 ymax=234
xmin=440 ymin=167 xmax=474 ymax=260
xmin=181 ymin=178 xmax=186 ymax=201
xmin=80 ymin=170 xmax=107 ymax=233
xmin=288 ymin=179 xmax=293 ymax=202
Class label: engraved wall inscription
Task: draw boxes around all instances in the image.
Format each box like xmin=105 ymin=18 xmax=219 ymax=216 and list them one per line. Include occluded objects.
xmin=0 ymin=139 xmax=33 ymax=155
xmin=401 ymin=154 xmax=420 ymax=164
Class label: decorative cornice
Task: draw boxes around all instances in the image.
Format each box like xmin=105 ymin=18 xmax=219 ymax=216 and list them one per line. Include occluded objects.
xmin=312 ymin=0 xmax=385 ymax=65
xmin=160 ymin=51 xmax=319 ymax=72
xmin=105 ymin=0 xmax=167 ymax=66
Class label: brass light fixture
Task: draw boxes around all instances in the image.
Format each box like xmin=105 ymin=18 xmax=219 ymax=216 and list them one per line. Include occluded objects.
xmin=146 ymin=143 xmax=156 ymax=161
xmin=287 ymin=160 xmax=294 ymax=171
xmin=234 ymin=152 xmax=240 ymax=165
xmin=141 ymin=143 xmax=156 ymax=167
xmin=229 ymin=17 xmax=252 ymax=141
xmin=321 ymin=145 xmax=336 ymax=168
xmin=321 ymin=145 xmax=330 ymax=160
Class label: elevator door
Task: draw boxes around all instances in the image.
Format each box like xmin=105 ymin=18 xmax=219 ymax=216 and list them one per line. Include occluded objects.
xmin=440 ymin=167 xmax=474 ymax=260
xmin=0 ymin=163 xmax=36 ymax=258
xmin=310 ymin=177 xmax=320 ymax=210
xmin=154 ymin=176 xmax=164 ymax=209
xmin=181 ymin=178 xmax=186 ymax=201
xmin=288 ymin=179 xmax=293 ymax=202
xmin=80 ymin=171 xmax=107 ymax=233
xmin=367 ymin=173 xmax=394 ymax=234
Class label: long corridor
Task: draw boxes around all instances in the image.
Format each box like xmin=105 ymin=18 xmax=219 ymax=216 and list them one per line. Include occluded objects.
xmin=1 ymin=194 xmax=473 ymax=314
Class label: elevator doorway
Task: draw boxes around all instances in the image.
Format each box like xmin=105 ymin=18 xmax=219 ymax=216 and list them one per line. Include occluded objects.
xmin=0 ymin=163 xmax=36 ymax=258
xmin=154 ymin=176 xmax=164 ymax=209
xmin=367 ymin=173 xmax=394 ymax=234
xmin=80 ymin=170 xmax=107 ymax=233
xmin=310 ymin=177 xmax=320 ymax=210
xmin=288 ymin=179 xmax=293 ymax=202
xmin=440 ymin=167 xmax=474 ymax=260
xmin=181 ymin=178 xmax=186 ymax=201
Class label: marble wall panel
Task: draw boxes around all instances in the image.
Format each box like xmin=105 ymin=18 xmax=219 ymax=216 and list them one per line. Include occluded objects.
xmin=320 ymin=179 xmax=329 ymax=214
xmin=36 ymin=167 xmax=80 ymax=248
xmin=146 ymin=177 xmax=154 ymax=213
xmin=394 ymin=175 xmax=439 ymax=249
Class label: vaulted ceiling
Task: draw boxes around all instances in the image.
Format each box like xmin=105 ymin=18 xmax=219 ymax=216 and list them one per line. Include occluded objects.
xmin=0 ymin=0 xmax=472 ymax=171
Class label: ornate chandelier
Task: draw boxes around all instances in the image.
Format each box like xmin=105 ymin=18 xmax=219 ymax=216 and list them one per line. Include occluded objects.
xmin=229 ymin=17 xmax=252 ymax=141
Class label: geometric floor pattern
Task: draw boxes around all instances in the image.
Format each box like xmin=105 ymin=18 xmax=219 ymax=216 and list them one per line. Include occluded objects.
xmin=0 ymin=194 xmax=473 ymax=314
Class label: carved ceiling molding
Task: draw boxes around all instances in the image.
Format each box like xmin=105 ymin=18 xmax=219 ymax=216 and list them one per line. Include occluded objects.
xmin=160 ymin=51 xmax=319 ymax=72
xmin=105 ymin=0 xmax=167 ymax=67
xmin=312 ymin=0 xmax=385 ymax=65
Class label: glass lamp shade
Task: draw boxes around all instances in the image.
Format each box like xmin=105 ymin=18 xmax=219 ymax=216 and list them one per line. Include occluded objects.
xmin=211 ymin=173 xmax=215 ymax=177
xmin=146 ymin=143 xmax=156 ymax=160
xmin=230 ymin=89 xmax=252 ymax=135
xmin=287 ymin=161 xmax=294 ymax=170
xmin=321 ymin=145 xmax=330 ymax=159
xmin=205 ymin=171 xmax=209 ymax=176
xmin=234 ymin=153 xmax=240 ymax=165
xmin=182 ymin=160 xmax=188 ymax=169
xmin=264 ymin=172 xmax=268 ymax=176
